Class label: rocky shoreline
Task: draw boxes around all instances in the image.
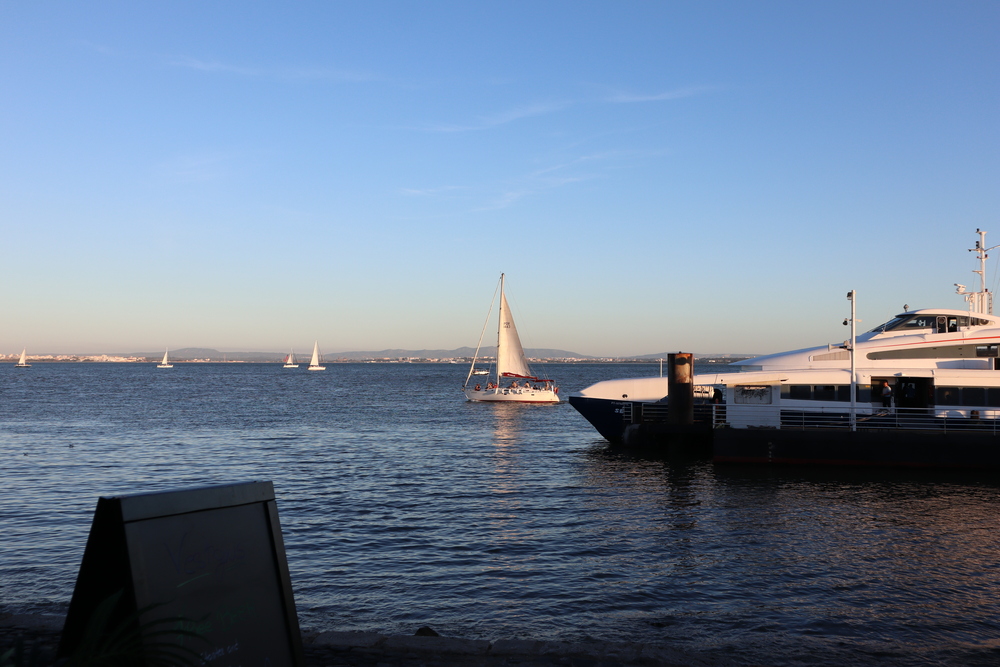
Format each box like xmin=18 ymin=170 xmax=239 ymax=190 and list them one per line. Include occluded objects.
xmin=1 ymin=613 xmax=728 ymax=666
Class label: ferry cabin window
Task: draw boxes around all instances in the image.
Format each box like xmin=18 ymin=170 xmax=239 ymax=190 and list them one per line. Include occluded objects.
xmin=976 ymin=345 xmax=999 ymax=357
xmin=936 ymin=387 xmax=960 ymax=405
xmin=787 ymin=385 xmax=811 ymax=400
xmin=937 ymin=387 xmax=1000 ymax=407
xmin=962 ymin=387 xmax=986 ymax=406
xmin=779 ymin=385 xmax=853 ymax=402
xmin=814 ymin=385 xmax=836 ymax=401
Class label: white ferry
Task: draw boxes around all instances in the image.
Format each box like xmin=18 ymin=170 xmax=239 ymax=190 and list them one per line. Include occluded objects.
xmin=569 ymin=229 xmax=1000 ymax=467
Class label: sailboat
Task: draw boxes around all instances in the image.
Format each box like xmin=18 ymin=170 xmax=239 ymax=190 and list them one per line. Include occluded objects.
xmin=156 ymin=348 xmax=173 ymax=368
xmin=307 ymin=341 xmax=326 ymax=371
xmin=14 ymin=348 xmax=30 ymax=368
xmin=283 ymin=348 xmax=299 ymax=368
xmin=463 ymin=273 xmax=559 ymax=403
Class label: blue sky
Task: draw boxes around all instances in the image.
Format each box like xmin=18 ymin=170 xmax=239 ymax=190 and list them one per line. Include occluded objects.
xmin=2 ymin=1 xmax=997 ymax=356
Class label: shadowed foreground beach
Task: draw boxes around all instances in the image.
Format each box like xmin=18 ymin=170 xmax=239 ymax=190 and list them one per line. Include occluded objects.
xmin=1 ymin=613 xmax=724 ymax=667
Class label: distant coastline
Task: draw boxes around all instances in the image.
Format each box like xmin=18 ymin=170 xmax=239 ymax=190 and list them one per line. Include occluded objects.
xmin=1 ymin=349 xmax=752 ymax=365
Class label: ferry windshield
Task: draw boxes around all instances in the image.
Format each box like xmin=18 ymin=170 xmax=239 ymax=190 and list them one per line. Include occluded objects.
xmin=869 ymin=314 xmax=975 ymax=334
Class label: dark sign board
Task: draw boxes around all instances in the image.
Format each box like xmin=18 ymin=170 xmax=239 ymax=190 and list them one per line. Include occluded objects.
xmin=58 ymin=481 xmax=304 ymax=666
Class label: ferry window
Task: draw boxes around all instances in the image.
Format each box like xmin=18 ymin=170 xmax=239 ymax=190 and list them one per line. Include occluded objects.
xmin=857 ymin=385 xmax=871 ymax=402
xmin=977 ymin=345 xmax=999 ymax=357
xmin=837 ymin=385 xmax=852 ymax=402
xmin=814 ymin=385 xmax=836 ymax=401
xmin=962 ymin=387 xmax=986 ymax=407
xmin=909 ymin=316 xmax=939 ymax=329
xmin=987 ymin=388 xmax=1000 ymax=407
xmin=936 ymin=387 xmax=960 ymax=405
xmin=973 ymin=318 xmax=992 ymax=326
xmin=958 ymin=316 xmax=970 ymax=327
xmin=787 ymin=385 xmax=811 ymax=400
xmin=868 ymin=316 xmax=910 ymax=333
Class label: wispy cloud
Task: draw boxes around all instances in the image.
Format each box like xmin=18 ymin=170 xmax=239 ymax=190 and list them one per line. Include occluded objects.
xmin=420 ymin=100 xmax=571 ymax=133
xmin=608 ymin=84 xmax=719 ymax=104
xmin=165 ymin=55 xmax=377 ymax=83
xmin=477 ymin=189 xmax=531 ymax=211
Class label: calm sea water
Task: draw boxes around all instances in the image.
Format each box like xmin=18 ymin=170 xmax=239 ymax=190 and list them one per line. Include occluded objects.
xmin=2 ymin=362 xmax=1000 ymax=666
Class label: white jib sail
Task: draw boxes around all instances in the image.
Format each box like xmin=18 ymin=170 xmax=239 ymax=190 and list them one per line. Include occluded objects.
xmin=161 ymin=349 xmax=169 ymax=365
xmin=310 ymin=342 xmax=321 ymax=367
xmin=497 ymin=290 xmax=533 ymax=379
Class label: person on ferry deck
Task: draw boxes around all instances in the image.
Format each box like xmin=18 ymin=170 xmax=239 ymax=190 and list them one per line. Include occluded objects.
xmin=881 ymin=381 xmax=893 ymax=409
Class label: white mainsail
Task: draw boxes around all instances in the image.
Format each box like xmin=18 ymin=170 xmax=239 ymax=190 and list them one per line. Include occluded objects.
xmin=308 ymin=341 xmax=325 ymax=371
xmin=497 ymin=287 xmax=533 ymax=379
xmin=284 ymin=348 xmax=298 ymax=368
xmin=157 ymin=348 xmax=173 ymax=368
xmin=15 ymin=348 xmax=30 ymax=367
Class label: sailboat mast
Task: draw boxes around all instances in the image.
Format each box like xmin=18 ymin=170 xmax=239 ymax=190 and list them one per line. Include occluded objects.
xmin=496 ymin=273 xmax=505 ymax=393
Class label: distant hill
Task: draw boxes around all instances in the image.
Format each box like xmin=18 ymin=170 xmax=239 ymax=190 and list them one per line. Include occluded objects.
xmin=130 ymin=347 xmax=594 ymax=362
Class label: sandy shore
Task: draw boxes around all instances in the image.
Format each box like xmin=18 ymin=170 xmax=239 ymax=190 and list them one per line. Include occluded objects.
xmin=1 ymin=612 xmax=729 ymax=666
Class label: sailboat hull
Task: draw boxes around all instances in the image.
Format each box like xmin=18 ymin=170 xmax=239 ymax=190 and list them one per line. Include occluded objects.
xmin=464 ymin=387 xmax=560 ymax=403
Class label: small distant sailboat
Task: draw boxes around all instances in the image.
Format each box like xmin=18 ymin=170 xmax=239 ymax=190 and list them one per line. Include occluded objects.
xmin=307 ymin=341 xmax=326 ymax=371
xmin=283 ymin=348 xmax=299 ymax=368
xmin=14 ymin=348 xmax=30 ymax=368
xmin=157 ymin=348 xmax=173 ymax=369
xmin=463 ymin=273 xmax=559 ymax=403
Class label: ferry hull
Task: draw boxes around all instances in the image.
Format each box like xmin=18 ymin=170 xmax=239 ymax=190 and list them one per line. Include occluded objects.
xmin=714 ymin=428 xmax=1000 ymax=469
xmin=567 ymin=395 xmax=629 ymax=440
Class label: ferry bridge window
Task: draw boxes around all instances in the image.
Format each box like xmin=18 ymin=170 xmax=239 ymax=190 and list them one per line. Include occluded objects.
xmin=962 ymin=387 xmax=986 ymax=407
xmin=870 ymin=315 xmax=938 ymax=333
xmin=869 ymin=316 xmax=907 ymax=333
xmin=902 ymin=316 xmax=939 ymax=330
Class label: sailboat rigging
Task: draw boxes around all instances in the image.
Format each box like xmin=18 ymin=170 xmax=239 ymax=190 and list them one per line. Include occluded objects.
xmin=307 ymin=341 xmax=326 ymax=371
xmin=463 ymin=273 xmax=559 ymax=403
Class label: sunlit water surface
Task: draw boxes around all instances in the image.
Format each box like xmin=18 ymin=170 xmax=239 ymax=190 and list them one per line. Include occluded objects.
xmin=2 ymin=363 xmax=1000 ymax=666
